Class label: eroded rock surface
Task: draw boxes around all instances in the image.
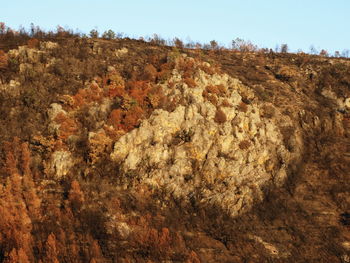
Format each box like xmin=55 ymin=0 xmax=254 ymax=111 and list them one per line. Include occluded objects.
xmin=111 ymin=64 xmax=302 ymax=216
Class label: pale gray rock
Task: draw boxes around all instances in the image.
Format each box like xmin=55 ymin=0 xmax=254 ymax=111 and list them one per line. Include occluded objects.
xmin=47 ymin=150 xmax=73 ymax=178
xmin=110 ymin=60 xmax=301 ymax=216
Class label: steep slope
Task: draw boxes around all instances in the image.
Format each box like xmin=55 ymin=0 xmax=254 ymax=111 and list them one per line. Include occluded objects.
xmin=0 ymin=38 xmax=349 ymax=262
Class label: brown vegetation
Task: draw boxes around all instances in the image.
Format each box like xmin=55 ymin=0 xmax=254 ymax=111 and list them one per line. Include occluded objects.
xmin=214 ymin=108 xmax=227 ymax=123
xmin=0 ymin=23 xmax=349 ymax=263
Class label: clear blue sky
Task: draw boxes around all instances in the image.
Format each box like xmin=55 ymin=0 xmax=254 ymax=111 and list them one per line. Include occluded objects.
xmin=2 ymin=0 xmax=350 ymax=53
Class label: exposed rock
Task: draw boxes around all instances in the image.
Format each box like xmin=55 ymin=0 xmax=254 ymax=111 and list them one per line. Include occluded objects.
xmin=249 ymin=235 xmax=280 ymax=256
xmin=0 ymin=80 xmax=21 ymax=96
xmin=48 ymin=103 xmax=67 ymax=135
xmin=46 ymin=150 xmax=73 ymax=178
xmin=40 ymin=41 xmax=59 ymax=50
xmin=111 ymin=64 xmax=300 ymax=216
xmin=115 ymin=47 xmax=128 ymax=57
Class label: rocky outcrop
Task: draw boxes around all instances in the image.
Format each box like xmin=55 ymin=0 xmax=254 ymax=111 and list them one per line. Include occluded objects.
xmin=111 ymin=59 xmax=302 ymax=216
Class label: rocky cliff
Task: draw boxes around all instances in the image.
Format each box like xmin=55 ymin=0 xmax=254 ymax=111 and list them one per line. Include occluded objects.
xmin=0 ymin=38 xmax=349 ymax=262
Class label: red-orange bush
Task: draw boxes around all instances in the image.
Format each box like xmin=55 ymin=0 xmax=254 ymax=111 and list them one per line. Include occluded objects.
xmin=0 ymin=50 xmax=8 ymax=70
xmin=27 ymin=38 xmax=40 ymax=49
xmin=72 ymin=85 xmax=103 ymax=108
xmin=239 ymin=140 xmax=251 ymax=150
xmin=142 ymin=64 xmax=157 ymax=81
xmin=129 ymin=81 xmax=150 ymax=106
xmin=237 ymin=101 xmax=248 ymax=112
xmin=123 ymin=106 xmax=144 ymax=131
xmin=221 ymin=99 xmax=232 ymax=107
xmin=186 ymin=251 xmax=201 ymax=263
xmin=109 ymin=109 xmax=124 ymax=129
xmin=178 ymin=58 xmax=195 ymax=78
xmin=184 ymin=77 xmax=196 ymax=88
xmin=214 ymin=108 xmax=227 ymax=123
xmin=54 ymin=112 xmax=79 ymax=139
xmin=69 ymin=180 xmax=85 ymax=211
xmin=108 ymin=85 xmax=125 ymax=98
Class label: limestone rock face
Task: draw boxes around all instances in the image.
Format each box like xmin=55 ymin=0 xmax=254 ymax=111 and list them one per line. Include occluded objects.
xmin=46 ymin=150 xmax=73 ymax=178
xmin=0 ymin=80 xmax=21 ymax=97
xmin=111 ymin=67 xmax=299 ymax=216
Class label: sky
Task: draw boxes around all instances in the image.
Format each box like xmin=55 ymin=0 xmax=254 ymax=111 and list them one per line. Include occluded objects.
xmin=2 ymin=0 xmax=350 ymax=53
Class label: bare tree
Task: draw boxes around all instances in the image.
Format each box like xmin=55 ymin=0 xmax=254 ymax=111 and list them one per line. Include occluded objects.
xmin=341 ymin=49 xmax=349 ymax=58
xmin=280 ymin=44 xmax=288 ymax=53
xmin=319 ymin=49 xmax=329 ymax=57
xmin=89 ymin=29 xmax=99 ymax=38
xmin=309 ymin=45 xmax=318 ymax=55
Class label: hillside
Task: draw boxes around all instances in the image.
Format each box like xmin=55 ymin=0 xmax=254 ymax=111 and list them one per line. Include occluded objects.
xmin=0 ymin=37 xmax=349 ymax=263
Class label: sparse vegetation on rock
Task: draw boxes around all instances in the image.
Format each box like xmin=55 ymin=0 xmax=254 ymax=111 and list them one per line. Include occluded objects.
xmin=0 ymin=23 xmax=349 ymax=263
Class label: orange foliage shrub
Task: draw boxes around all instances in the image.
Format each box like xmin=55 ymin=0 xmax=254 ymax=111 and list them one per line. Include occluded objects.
xmin=108 ymin=85 xmax=125 ymax=98
xmin=239 ymin=140 xmax=251 ymax=150
xmin=178 ymin=58 xmax=195 ymax=78
xmin=148 ymin=86 xmax=166 ymax=108
xmin=109 ymin=109 xmax=124 ymax=129
xmin=214 ymin=108 xmax=227 ymax=123
xmin=203 ymin=89 xmax=218 ymax=105
xmin=221 ymin=99 xmax=232 ymax=107
xmin=27 ymin=38 xmax=40 ymax=49
xmin=0 ymin=50 xmax=8 ymax=70
xmin=158 ymin=62 xmax=174 ymax=81
xmin=123 ymin=106 xmax=144 ymax=131
xmin=72 ymin=91 xmax=85 ymax=108
xmin=206 ymin=85 xmax=226 ymax=96
xmin=216 ymin=84 xmax=226 ymax=94
xmin=167 ymin=80 xmax=176 ymax=88
xmin=237 ymin=101 xmax=248 ymax=112
xmin=208 ymin=94 xmax=218 ymax=105
xmin=134 ymin=226 xmax=172 ymax=257
xmin=143 ymin=64 xmax=158 ymax=81
xmin=206 ymin=85 xmax=220 ymax=94
xmin=72 ymin=85 xmax=103 ymax=108
xmin=54 ymin=112 xmax=79 ymax=139
xmin=5 ymin=248 xmax=30 ymax=263
xmin=186 ymin=251 xmax=201 ymax=263
xmin=129 ymin=81 xmax=150 ymax=106
xmin=184 ymin=77 xmax=196 ymax=88
xmin=44 ymin=233 xmax=59 ymax=263
xmin=21 ymin=142 xmax=31 ymax=175
xmin=109 ymin=106 xmax=144 ymax=132
xmin=69 ymin=180 xmax=85 ymax=211
xmin=0 ymin=143 xmax=38 ymax=262
xmin=199 ymin=63 xmax=216 ymax=75
xmin=3 ymin=137 xmax=20 ymax=175
xmin=158 ymin=227 xmax=171 ymax=248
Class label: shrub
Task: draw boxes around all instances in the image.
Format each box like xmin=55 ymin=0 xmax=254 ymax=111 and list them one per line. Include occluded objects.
xmin=207 ymin=94 xmax=218 ymax=105
xmin=102 ymin=29 xmax=116 ymax=39
xmin=27 ymin=38 xmax=39 ymax=49
xmin=173 ymin=38 xmax=184 ymax=48
xmin=109 ymin=109 xmax=123 ymax=129
xmin=280 ymin=44 xmax=288 ymax=53
xmin=184 ymin=77 xmax=196 ymax=88
xmin=206 ymin=85 xmax=220 ymax=94
xmin=237 ymin=102 xmax=248 ymax=112
xmin=210 ymin=40 xmax=218 ymax=50
xmin=142 ymin=64 xmax=157 ymax=82
xmin=123 ymin=106 xmax=144 ymax=131
xmin=214 ymin=108 xmax=227 ymax=123
xmin=231 ymin=38 xmax=257 ymax=52
xmin=108 ymin=85 xmax=125 ymax=98
xmin=54 ymin=112 xmax=79 ymax=139
xmin=0 ymin=50 xmax=8 ymax=70
xmin=129 ymin=80 xmax=150 ymax=106
xmin=89 ymin=29 xmax=99 ymax=38
xmin=221 ymin=99 xmax=232 ymax=107
xmin=239 ymin=140 xmax=251 ymax=150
